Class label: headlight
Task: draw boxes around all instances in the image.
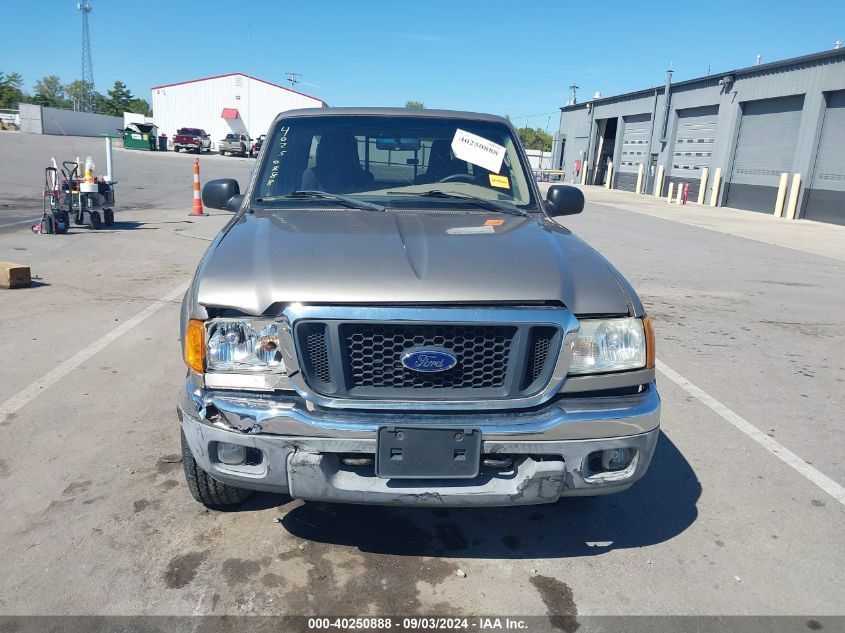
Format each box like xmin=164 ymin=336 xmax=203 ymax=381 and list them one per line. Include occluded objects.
xmin=206 ymin=318 xmax=285 ymax=372
xmin=568 ymin=317 xmax=649 ymax=375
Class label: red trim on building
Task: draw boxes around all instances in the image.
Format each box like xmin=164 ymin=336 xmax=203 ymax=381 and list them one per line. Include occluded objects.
xmin=221 ymin=108 xmax=240 ymax=119
xmin=151 ymin=72 xmax=326 ymax=106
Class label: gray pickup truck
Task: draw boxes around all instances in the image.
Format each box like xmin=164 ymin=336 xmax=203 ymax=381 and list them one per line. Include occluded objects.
xmin=178 ymin=108 xmax=660 ymax=508
xmin=218 ymin=132 xmax=252 ymax=157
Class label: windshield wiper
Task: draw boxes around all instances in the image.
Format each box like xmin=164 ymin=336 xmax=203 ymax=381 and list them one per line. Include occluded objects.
xmin=256 ymin=190 xmax=385 ymax=212
xmin=385 ymin=190 xmax=529 ymax=216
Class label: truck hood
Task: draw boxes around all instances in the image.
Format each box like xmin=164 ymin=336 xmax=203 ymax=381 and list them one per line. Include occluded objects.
xmin=195 ymin=210 xmax=632 ymax=316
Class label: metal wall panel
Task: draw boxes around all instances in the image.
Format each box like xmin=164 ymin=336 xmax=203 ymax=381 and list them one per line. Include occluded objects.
xmin=40 ymin=106 xmax=123 ymax=137
xmin=565 ymin=135 xmax=587 ymax=182
xmin=726 ymin=94 xmax=804 ymax=212
xmin=18 ymin=103 xmax=42 ymax=134
xmin=804 ymin=90 xmax=845 ymax=224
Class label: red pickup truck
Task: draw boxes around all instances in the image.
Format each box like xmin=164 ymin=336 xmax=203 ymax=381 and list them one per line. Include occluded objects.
xmin=173 ymin=128 xmax=211 ymax=153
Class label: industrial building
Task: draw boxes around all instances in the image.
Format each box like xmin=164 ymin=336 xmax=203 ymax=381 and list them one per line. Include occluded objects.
xmin=552 ymin=48 xmax=845 ymax=225
xmin=151 ymin=73 xmax=325 ymax=148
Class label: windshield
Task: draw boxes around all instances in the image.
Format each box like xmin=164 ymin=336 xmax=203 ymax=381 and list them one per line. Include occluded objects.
xmin=253 ymin=115 xmax=537 ymax=210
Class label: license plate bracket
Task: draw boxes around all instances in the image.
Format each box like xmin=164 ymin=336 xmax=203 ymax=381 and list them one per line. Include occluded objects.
xmin=376 ymin=426 xmax=481 ymax=479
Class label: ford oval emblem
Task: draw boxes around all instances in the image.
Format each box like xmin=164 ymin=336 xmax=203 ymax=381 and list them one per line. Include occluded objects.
xmin=401 ymin=349 xmax=457 ymax=373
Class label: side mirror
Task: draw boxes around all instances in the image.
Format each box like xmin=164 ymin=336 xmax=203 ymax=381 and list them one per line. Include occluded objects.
xmin=202 ymin=178 xmax=242 ymax=212
xmin=544 ymin=185 xmax=584 ymax=216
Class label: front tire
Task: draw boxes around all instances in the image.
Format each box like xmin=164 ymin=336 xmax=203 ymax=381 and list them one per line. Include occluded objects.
xmin=181 ymin=430 xmax=252 ymax=509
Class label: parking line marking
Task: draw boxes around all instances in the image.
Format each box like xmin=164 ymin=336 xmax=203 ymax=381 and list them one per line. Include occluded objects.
xmin=0 ymin=217 xmax=39 ymax=229
xmin=0 ymin=281 xmax=189 ymax=421
xmin=657 ymin=359 xmax=845 ymax=506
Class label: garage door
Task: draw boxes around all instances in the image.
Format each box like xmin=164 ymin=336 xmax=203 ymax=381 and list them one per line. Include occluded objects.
xmin=804 ymin=90 xmax=845 ymax=225
xmin=616 ymin=113 xmax=651 ymax=192
xmin=668 ymin=105 xmax=718 ymax=200
xmin=726 ymin=94 xmax=804 ymax=213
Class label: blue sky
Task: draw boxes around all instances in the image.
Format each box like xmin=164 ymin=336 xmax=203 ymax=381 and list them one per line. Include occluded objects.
xmin=2 ymin=0 xmax=843 ymax=130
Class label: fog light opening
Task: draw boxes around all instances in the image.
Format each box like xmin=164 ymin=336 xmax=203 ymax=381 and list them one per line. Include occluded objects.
xmin=601 ymin=448 xmax=634 ymax=472
xmin=216 ymin=442 xmax=247 ymax=466
xmin=587 ymin=448 xmax=636 ymax=475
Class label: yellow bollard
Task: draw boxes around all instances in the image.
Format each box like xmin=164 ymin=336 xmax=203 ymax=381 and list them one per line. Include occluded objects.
xmin=676 ymin=183 xmax=683 ymax=205
xmin=605 ymin=162 xmax=613 ymax=189
xmin=580 ymin=162 xmax=589 ymax=186
xmin=773 ymin=172 xmax=789 ymax=218
xmin=635 ymin=164 xmax=644 ymax=194
xmin=710 ymin=168 xmax=722 ymax=207
xmin=785 ymin=173 xmax=801 ymax=220
xmin=697 ymin=168 xmax=709 ymax=205
xmin=666 ymin=182 xmax=675 ymax=203
xmin=654 ymin=165 xmax=665 ymax=198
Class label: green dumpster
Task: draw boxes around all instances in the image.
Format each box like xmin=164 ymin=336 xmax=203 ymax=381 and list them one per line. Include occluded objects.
xmin=123 ymin=123 xmax=158 ymax=151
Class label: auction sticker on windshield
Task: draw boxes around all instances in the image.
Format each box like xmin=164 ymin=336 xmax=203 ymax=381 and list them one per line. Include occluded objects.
xmin=488 ymin=174 xmax=510 ymax=189
xmin=451 ymin=129 xmax=506 ymax=173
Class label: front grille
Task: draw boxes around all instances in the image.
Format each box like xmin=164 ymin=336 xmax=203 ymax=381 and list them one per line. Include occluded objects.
xmin=343 ymin=323 xmax=515 ymax=390
xmin=294 ymin=315 xmax=563 ymax=402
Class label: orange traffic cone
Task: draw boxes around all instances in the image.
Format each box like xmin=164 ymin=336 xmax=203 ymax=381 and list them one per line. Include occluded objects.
xmin=189 ymin=158 xmax=207 ymax=216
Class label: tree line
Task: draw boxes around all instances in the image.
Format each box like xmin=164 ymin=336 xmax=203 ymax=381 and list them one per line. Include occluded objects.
xmin=0 ymin=71 xmax=151 ymax=117
xmin=404 ymin=103 xmax=553 ymax=152
xmin=515 ymin=126 xmax=552 ymax=152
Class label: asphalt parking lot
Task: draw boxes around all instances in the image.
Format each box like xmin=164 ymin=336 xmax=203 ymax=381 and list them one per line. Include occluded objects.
xmin=0 ymin=132 xmax=257 ymax=230
xmin=1 ymin=132 xmax=844 ymax=621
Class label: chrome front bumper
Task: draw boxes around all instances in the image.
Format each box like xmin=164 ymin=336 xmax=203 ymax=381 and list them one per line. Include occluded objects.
xmin=178 ymin=377 xmax=661 ymax=506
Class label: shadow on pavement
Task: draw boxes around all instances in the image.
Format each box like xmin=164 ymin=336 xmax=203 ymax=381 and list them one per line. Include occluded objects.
xmin=100 ymin=220 xmax=156 ymax=231
xmin=278 ymin=431 xmax=699 ymax=559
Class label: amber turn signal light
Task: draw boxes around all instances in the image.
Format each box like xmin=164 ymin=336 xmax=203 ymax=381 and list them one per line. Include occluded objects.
xmin=185 ymin=319 xmax=205 ymax=373
xmin=643 ymin=315 xmax=655 ymax=369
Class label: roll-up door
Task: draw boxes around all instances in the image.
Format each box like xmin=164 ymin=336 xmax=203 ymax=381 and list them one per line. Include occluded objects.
xmin=804 ymin=91 xmax=845 ymax=225
xmin=726 ymin=94 xmax=804 ymax=213
xmin=668 ymin=105 xmax=718 ymax=200
xmin=616 ymin=113 xmax=651 ymax=191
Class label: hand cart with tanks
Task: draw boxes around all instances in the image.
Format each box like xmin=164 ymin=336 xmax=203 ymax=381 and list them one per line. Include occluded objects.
xmin=35 ymin=161 xmax=116 ymax=234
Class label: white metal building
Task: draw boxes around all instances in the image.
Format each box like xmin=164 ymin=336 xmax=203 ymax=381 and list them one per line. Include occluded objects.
xmin=151 ymin=73 xmax=325 ymax=149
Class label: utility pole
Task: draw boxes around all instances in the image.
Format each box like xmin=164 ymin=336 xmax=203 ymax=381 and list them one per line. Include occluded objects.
xmin=285 ymin=73 xmax=302 ymax=90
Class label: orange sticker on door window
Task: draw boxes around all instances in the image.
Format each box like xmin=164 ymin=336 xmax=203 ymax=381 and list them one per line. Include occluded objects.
xmin=484 ymin=218 xmax=505 ymax=226
xmin=488 ymin=174 xmax=510 ymax=189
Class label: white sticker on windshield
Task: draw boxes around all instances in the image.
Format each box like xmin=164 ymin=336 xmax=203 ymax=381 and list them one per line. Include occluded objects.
xmin=450 ymin=129 xmax=506 ymax=174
